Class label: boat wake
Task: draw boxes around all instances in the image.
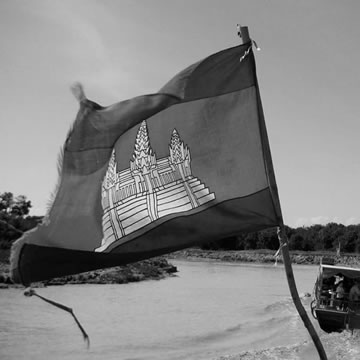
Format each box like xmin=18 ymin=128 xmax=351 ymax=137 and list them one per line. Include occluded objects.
xmin=217 ymin=330 xmax=360 ymax=360
xmin=215 ymin=296 xmax=360 ymax=360
xmin=175 ymin=296 xmax=307 ymax=358
xmin=152 ymin=294 xmax=360 ymax=360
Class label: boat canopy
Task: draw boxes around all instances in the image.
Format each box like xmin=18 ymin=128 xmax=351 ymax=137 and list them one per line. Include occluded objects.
xmin=321 ymin=264 xmax=360 ymax=279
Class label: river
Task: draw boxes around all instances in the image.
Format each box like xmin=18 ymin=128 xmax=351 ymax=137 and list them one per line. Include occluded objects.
xmin=1 ymin=260 xmax=360 ymax=360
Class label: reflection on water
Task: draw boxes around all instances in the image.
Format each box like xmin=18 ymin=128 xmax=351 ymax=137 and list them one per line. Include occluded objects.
xmin=0 ymin=260 xmax=358 ymax=360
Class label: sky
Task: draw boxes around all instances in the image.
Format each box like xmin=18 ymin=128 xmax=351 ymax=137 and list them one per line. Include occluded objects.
xmin=1 ymin=0 xmax=359 ymax=228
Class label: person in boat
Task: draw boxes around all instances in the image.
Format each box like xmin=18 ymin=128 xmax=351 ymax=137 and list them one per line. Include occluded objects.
xmin=336 ymin=281 xmax=345 ymax=297
xmin=349 ymin=279 xmax=360 ymax=310
xmin=334 ymin=273 xmax=344 ymax=286
xmin=335 ymin=281 xmax=345 ymax=309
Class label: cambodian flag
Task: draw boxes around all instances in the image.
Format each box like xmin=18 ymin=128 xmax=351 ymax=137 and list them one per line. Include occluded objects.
xmin=11 ymin=42 xmax=282 ymax=285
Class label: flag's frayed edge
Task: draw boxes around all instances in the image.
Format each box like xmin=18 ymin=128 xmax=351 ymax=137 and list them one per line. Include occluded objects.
xmin=10 ymin=228 xmax=36 ymax=285
xmin=10 ymin=83 xmax=88 ymax=285
xmin=70 ymin=82 xmax=86 ymax=103
xmin=9 ymin=237 xmax=23 ymax=283
xmin=43 ymin=145 xmax=64 ymax=225
xmin=44 ymin=83 xmax=86 ymax=223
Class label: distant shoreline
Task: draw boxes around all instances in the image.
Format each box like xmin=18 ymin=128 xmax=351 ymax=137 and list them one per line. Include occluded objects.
xmin=166 ymin=248 xmax=360 ymax=267
xmin=2 ymin=247 xmax=360 ymax=288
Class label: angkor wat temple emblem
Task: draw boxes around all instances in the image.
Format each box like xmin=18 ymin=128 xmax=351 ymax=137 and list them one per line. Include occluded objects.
xmin=95 ymin=120 xmax=215 ymax=252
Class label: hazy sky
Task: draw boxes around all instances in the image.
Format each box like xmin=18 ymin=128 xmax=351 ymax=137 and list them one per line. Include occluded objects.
xmin=1 ymin=0 xmax=359 ymax=228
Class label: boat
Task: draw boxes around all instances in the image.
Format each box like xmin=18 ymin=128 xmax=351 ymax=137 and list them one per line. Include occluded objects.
xmin=311 ymin=259 xmax=360 ymax=333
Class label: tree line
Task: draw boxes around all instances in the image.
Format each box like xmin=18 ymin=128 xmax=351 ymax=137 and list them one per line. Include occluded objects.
xmin=1 ymin=192 xmax=360 ymax=254
xmin=201 ymin=223 xmax=360 ymax=253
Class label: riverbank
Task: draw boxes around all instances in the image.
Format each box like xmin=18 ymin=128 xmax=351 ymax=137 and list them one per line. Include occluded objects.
xmin=166 ymin=248 xmax=360 ymax=267
xmin=2 ymin=247 xmax=360 ymax=288
xmin=0 ymin=249 xmax=177 ymax=288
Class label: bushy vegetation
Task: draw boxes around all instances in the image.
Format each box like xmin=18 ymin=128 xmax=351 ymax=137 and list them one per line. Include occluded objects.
xmin=2 ymin=192 xmax=360 ymax=255
xmin=0 ymin=192 xmax=42 ymax=250
xmin=201 ymin=223 xmax=360 ymax=254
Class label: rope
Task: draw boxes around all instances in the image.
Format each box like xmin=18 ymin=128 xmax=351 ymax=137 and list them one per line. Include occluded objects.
xmin=274 ymin=229 xmax=287 ymax=259
xmin=24 ymin=287 xmax=90 ymax=348
xmin=274 ymin=241 xmax=286 ymax=258
xmin=239 ymin=40 xmax=261 ymax=63
xmin=1 ymin=215 xmax=89 ymax=347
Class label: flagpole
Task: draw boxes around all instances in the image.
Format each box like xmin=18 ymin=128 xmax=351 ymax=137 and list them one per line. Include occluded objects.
xmin=237 ymin=25 xmax=250 ymax=43
xmin=278 ymin=226 xmax=328 ymax=360
xmin=238 ymin=25 xmax=328 ymax=360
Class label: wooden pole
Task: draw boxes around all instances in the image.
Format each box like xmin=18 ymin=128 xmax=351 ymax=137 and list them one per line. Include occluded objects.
xmin=238 ymin=25 xmax=250 ymax=43
xmin=239 ymin=25 xmax=328 ymax=360
xmin=278 ymin=227 xmax=328 ymax=360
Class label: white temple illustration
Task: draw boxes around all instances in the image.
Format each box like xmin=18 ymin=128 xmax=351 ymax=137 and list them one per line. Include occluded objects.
xmin=95 ymin=120 xmax=215 ymax=252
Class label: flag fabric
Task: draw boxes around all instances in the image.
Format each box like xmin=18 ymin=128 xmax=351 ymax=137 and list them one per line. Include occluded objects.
xmin=11 ymin=42 xmax=283 ymax=285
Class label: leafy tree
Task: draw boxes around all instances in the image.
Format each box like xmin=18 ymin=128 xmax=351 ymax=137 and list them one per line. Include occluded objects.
xmin=257 ymin=228 xmax=279 ymax=250
xmin=234 ymin=233 xmax=247 ymax=250
xmin=0 ymin=192 xmax=32 ymax=217
xmin=289 ymin=233 xmax=304 ymax=251
xmin=305 ymin=225 xmax=323 ymax=251
xmin=243 ymin=232 xmax=259 ymax=250
xmin=341 ymin=228 xmax=359 ymax=253
xmin=0 ymin=192 xmax=40 ymax=250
